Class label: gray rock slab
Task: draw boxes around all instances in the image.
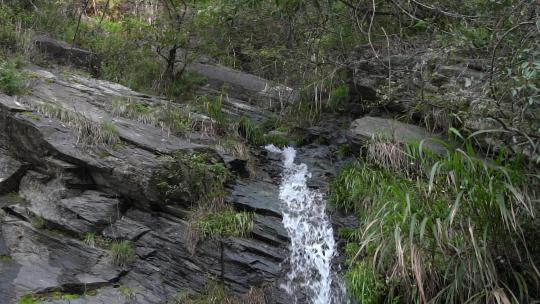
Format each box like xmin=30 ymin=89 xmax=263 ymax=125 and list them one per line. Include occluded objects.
xmin=227 ymin=179 xmax=282 ymax=217
xmin=0 ymin=217 xmax=121 ymax=302
xmin=348 ymin=116 xmax=446 ymax=154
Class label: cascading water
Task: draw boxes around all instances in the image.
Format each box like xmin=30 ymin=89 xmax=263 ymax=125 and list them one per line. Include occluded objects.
xmin=265 ymin=145 xmax=347 ymax=304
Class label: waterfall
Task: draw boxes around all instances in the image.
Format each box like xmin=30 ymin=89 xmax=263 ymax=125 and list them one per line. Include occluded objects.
xmin=266 ymin=145 xmax=347 ymax=304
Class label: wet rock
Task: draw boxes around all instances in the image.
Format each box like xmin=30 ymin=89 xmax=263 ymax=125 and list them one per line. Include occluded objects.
xmin=34 ymin=36 xmax=101 ymax=75
xmin=227 ymin=179 xmax=282 ymax=217
xmin=348 ymin=116 xmax=446 ymax=154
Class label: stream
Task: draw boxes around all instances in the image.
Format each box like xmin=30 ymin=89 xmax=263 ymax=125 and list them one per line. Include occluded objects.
xmin=266 ymin=145 xmax=348 ymax=304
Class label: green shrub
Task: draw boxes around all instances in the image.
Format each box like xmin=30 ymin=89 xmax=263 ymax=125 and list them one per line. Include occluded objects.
xmin=155 ymin=151 xmax=230 ymax=206
xmin=110 ymin=241 xmax=135 ymax=267
xmin=195 ymin=207 xmax=253 ymax=238
xmin=0 ymin=60 xmax=26 ymax=95
xmin=331 ymin=142 xmax=538 ymax=303
xmin=0 ymin=7 xmax=17 ymax=49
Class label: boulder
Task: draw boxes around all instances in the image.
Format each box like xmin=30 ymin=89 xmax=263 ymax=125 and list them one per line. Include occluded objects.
xmin=34 ymin=36 xmax=101 ymax=75
xmin=186 ymin=62 xmax=298 ymax=110
xmin=348 ymin=116 xmax=446 ymax=154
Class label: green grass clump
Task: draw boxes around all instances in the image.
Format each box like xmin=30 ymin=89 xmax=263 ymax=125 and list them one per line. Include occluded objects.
xmin=111 ymin=96 xmax=192 ymax=134
xmin=31 ymin=215 xmax=46 ymax=229
xmin=110 ymin=241 xmax=135 ymax=267
xmin=327 ymin=84 xmax=349 ymax=109
xmin=345 ymin=261 xmax=384 ymax=304
xmin=331 ymin=141 xmax=538 ymax=303
xmin=83 ymin=232 xmax=96 ymax=248
xmin=197 ymin=95 xmax=226 ymax=128
xmin=52 ymin=292 xmax=79 ymax=300
xmin=238 ymin=116 xmax=265 ymax=145
xmin=172 ymin=282 xmax=264 ymax=304
xmin=17 ymin=295 xmax=40 ymax=304
xmin=0 ymin=60 xmax=26 ymax=95
xmin=119 ymin=286 xmax=135 ymax=299
xmin=195 ymin=206 xmax=253 ymax=239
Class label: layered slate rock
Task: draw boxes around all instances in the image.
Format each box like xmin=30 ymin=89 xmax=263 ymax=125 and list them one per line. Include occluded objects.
xmin=348 ymin=116 xmax=446 ymax=154
xmin=0 ymin=216 xmax=121 ymax=303
xmin=0 ymin=62 xmax=299 ymax=303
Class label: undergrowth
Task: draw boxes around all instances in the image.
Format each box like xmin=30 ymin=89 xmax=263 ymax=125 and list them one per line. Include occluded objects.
xmin=331 ymin=138 xmax=539 ymax=303
xmin=0 ymin=58 xmax=26 ymax=95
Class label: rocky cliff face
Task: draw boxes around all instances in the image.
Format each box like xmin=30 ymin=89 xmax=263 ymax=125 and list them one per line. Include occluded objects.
xmin=0 ymin=41 xmax=361 ymax=303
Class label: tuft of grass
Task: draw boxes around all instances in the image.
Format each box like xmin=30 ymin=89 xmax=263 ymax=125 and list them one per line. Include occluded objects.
xmin=83 ymin=232 xmax=96 ymax=248
xmin=327 ymin=84 xmax=349 ymax=109
xmin=31 ymin=215 xmax=46 ymax=229
xmin=111 ymin=96 xmax=192 ymax=135
xmin=17 ymin=295 xmax=40 ymax=304
xmin=119 ymin=286 xmax=135 ymax=299
xmin=110 ymin=240 xmax=135 ymax=267
xmin=331 ymin=141 xmax=539 ymax=303
xmin=111 ymin=96 xmax=157 ymax=125
xmin=194 ymin=206 xmax=253 ymax=239
xmin=345 ymin=261 xmax=383 ymax=304
xmin=0 ymin=60 xmax=26 ymax=95
xmin=197 ymin=94 xmax=226 ymax=129
xmin=0 ymin=254 xmax=12 ymax=261
xmin=174 ymin=281 xmax=265 ymax=304
xmin=238 ymin=116 xmax=265 ymax=146
xmin=34 ymin=103 xmax=120 ymax=146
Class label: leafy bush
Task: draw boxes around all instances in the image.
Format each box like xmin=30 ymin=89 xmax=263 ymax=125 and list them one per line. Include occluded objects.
xmin=331 ymin=142 xmax=538 ymax=303
xmin=0 ymin=60 xmax=26 ymax=95
xmin=155 ymin=151 xmax=230 ymax=207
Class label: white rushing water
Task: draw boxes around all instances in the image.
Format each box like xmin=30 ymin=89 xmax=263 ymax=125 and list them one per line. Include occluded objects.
xmin=265 ymin=145 xmax=347 ymax=304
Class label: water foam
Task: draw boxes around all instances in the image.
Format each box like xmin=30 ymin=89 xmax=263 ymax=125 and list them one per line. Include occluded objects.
xmin=266 ymin=144 xmax=347 ymax=304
